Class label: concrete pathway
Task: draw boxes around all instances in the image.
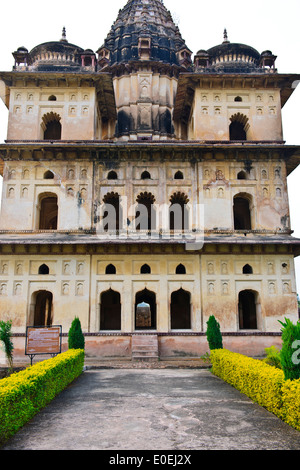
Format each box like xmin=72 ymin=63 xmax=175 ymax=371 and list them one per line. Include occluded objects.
xmin=2 ymin=368 xmax=300 ymax=450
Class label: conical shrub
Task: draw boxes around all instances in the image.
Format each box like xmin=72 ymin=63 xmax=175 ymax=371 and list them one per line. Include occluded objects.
xmin=206 ymin=315 xmax=223 ymax=351
xmin=68 ymin=317 xmax=85 ymax=350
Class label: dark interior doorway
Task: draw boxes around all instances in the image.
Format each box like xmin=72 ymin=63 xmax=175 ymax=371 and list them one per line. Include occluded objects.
xmin=44 ymin=120 xmax=61 ymax=140
xmin=39 ymin=196 xmax=58 ymax=229
xmin=233 ymin=196 xmax=251 ymax=230
xmin=34 ymin=290 xmax=53 ymax=326
xmin=100 ymin=289 xmax=121 ymax=330
xmin=171 ymin=288 xmax=191 ymax=329
xmin=135 ymin=289 xmax=156 ymax=329
xmin=238 ymin=290 xmax=258 ymax=329
xmin=230 ymin=121 xmax=246 ymax=141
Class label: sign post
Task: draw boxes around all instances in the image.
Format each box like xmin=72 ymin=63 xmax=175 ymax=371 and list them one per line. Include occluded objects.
xmin=25 ymin=325 xmax=62 ymax=365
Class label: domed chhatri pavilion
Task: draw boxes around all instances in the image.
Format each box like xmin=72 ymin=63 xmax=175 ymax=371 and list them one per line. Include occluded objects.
xmin=0 ymin=0 xmax=300 ymax=360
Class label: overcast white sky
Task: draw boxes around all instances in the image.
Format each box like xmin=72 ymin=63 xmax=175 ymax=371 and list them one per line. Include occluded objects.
xmin=0 ymin=0 xmax=299 ymax=292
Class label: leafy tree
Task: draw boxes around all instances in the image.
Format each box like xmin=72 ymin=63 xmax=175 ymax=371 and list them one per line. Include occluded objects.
xmin=0 ymin=320 xmax=14 ymax=373
xmin=68 ymin=317 xmax=85 ymax=350
xmin=278 ymin=318 xmax=300 ymax=380
xmin=206 ymin=315 xmax=223 ymax=350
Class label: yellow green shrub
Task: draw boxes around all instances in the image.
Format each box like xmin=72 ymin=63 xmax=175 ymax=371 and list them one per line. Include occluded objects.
xmin=210 ymin=349 xmax=285 ymax=416
xmin=0 ymin=349 xmax=84 ymax=445
xmin=281 ymin=380 xmax=300 ymax=431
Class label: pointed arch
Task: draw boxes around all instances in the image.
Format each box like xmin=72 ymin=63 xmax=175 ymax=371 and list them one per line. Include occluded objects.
xmin=100 ymin=289 xmax=121 ymax=331
xmin=105 ymin=264 xmax=116 ymax=274
xmin=135 ymin=192 xmax=156 ymax=231
xmin=238 ymin=290 xmax=258 ymax=329
xmin=102 ymin=192 xmax=122 ymax=231
xmin=176 ymin=264 xmax=186 ymax=274
xmin=169 ymin=192 xmax=189 ymax=231
xmin=140 ymin=264 xmax=151 ymax=274
xmin=243 ymin=264 xmax=253 ymax=274
xmin=38 ymin=264 xmax=49 ymax=275
xmin=41 ymin=112 xmax=62 ymax=140
xmin=135 ymin=288 xmax=156 ymax=330
xmin=31 ymin=290 xmax=53 ymax=327
xmin=171 ymin=288 xmax=191 ymax=329
xmin=229 ymin=113 xmax=249 ymax=141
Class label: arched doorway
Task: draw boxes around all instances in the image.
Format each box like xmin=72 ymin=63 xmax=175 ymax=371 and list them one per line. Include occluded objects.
xmin=42 ymin=112 xmax=62 ymax=140
xmin=233 ymin=194 xmax=252 ymax=230
xmin=229 ymin=113 xmax=249 ymax=141
xmin=169 ymin=192 xmax=189 ymax=231
xmin=135 ymin=289 xmax=156 ymax=330
xmin=238 ymin=290 xmax=258 ymax=329
xmin=102 ymin=192 xmax=122 ymax=232
xmin=171 ymin=289 xmax=191 ymax=329
xmin=39 ymin=194 xmax=58 ymax=230
xmin=135 ymin=192 xmax=156 ymax=231
xmin=100 ymin=289 xmax=121 ymax=331
xmin=32 ymin=291 xmax=53 ymax=327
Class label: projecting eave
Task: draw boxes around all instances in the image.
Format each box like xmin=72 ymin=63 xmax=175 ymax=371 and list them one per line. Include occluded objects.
xmin=0 ymin=71 xmax=116 ymax=122
xmin=0 ymin=232 xmax=299 ymax=255
xmin=0 ymin=140 xmax=299 ymax=177
xmin=173 ymin=72 xmax=300 ymax=122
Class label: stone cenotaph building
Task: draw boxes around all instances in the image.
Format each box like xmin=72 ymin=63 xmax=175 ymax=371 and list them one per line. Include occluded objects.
xmin=0 ymin=0 xmax=299 ymax=360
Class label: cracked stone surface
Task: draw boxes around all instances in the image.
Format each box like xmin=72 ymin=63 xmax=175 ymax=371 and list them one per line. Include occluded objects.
xmin=2 ymin=369 xmax=300 ymax=450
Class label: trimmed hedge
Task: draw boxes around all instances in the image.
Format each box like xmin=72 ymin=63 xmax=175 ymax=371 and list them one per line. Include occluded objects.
xmin=210 ymin=349 xmax=300 ymax=431
xmin=0 ymin=349 xmax=84 ymax=445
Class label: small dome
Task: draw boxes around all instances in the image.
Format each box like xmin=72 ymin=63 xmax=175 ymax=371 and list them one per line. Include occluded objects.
xmin=194 ymin=30 xmax=275 ymax=73
xmin=29 ymin=29 xmax=84 ymax=71
xmin=207 ymin=41 xmax=261 ymax=72
xmin=17 ymin=46 xmax=28 ymax=53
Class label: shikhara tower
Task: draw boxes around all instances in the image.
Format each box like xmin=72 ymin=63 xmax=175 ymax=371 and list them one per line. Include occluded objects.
xmin=0 ymin=0 xmax=299 ymax=360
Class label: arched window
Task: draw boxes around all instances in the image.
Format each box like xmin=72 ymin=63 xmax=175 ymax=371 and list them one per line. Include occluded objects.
xmin=233 ymin=194 xmax=252 ymax=230
xmin=141 ymin=171 xmax=151 ymax=180
xmin=169 ymin=192 xmax=189 ymax=231
xmin=102 ymin=192 xmax=122 ymax=232
xmin=171 ymin=289 xmax=191 ymax=329
xmin=174 ymin=171 xmax=184 ymax=180
xmin=238 ymin=290 xmax=258 ymax=329
xmin=48 ymin=95 xmax=57 ymax=101
xmin=100 ymin=289 xmax=121 ymax=331
xmin=44 ymin=170 xmax=54 ymax=180
xmin=243 ymin=264 xmax=253 ymax=274
xmin=105 ymin=264 xmax=116 ymax=274
xmin=234 ymin=96 xmax=242 ymax=102
xmin=237 ymin=171 xmax=247 ymax=180
xmin=176 ymin=264 xmax=186 ymax=274
xmin=135 ymin=192 xmax=156 ymax=231
xmin=42 ymin=112 xmax=62 ymax=140
xmin=107 ymin=170 xmax=118 ymax=180
xmin=38 ymin=264 xmax=50 ymax=275
xmin=39 ymin=194 xmax=58 ymax=230
xmin=140 ymin=264 xmax=151 ymax=274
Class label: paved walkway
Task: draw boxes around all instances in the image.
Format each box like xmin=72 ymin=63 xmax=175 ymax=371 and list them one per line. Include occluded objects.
xmin=2 ymin=367 xmax=300 ymax=451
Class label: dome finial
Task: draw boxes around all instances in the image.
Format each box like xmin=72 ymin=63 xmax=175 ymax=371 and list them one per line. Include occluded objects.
xmin=223 ymin=28 xmax=229 ymax=44
xmin=60 ymin=27 xmax=68 ymax=43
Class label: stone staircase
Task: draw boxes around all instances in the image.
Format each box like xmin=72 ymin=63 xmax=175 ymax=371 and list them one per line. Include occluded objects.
xmin=131 ymin=334 xmax=159 ymax=362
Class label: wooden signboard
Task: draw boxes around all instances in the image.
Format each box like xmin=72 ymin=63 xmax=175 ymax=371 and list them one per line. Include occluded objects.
xmin=25 ymin=326 xmax=62 ymax=362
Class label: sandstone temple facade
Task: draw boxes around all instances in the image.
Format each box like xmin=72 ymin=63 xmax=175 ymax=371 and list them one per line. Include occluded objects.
xmin=0 ymin=0 xmax=299 ymax=359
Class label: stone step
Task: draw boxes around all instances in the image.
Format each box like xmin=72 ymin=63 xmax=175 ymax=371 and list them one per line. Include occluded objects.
xmin=132 ymin=334 xmax=159 ymax=361
xmin=133 ymin=345 xmax=158 ymax=351
xmin=132 ymin=355 xmax=158 ymax=362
